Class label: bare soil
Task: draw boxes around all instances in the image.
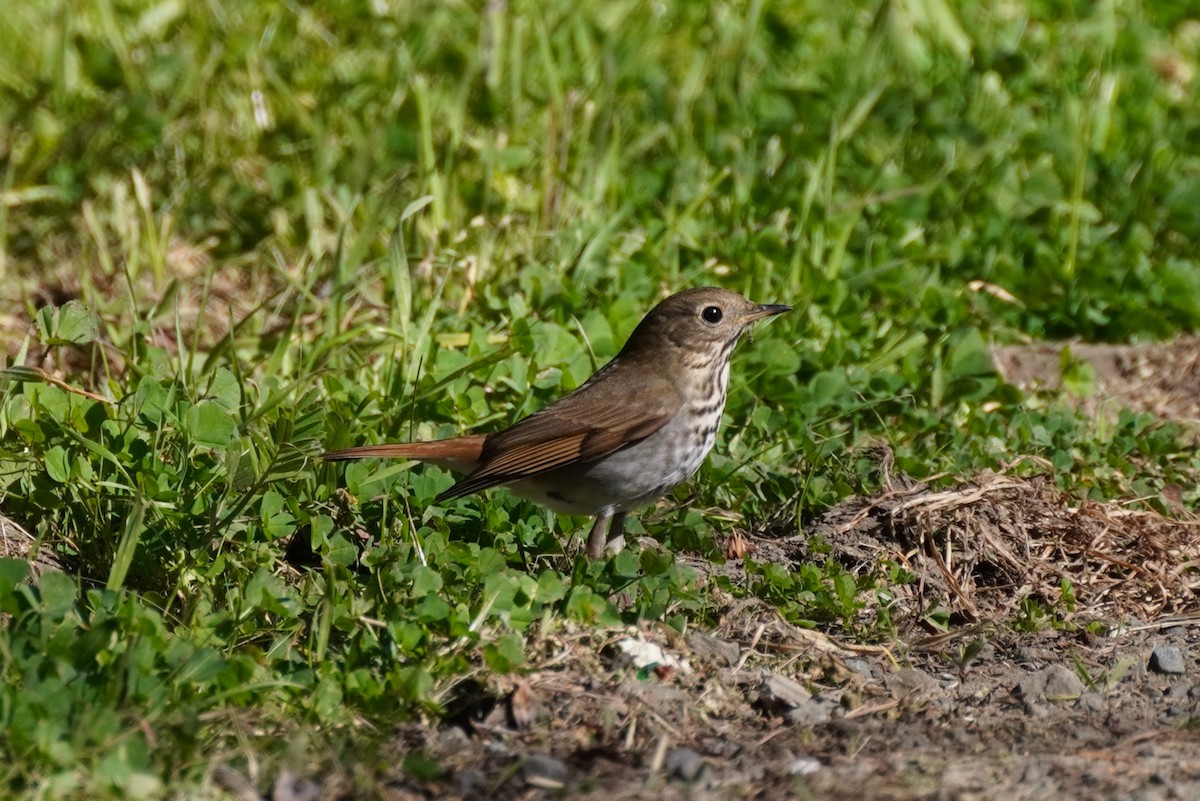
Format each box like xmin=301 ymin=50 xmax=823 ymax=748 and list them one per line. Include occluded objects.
xmin=992 ymin=337 xmax=1200 ymax=422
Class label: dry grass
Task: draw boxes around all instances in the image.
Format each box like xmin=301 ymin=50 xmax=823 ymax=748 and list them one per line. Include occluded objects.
xmin=786 ymin=470 xmax=1200 ymax=624
xmin=0 ymin=513 xmax=62 ymax=575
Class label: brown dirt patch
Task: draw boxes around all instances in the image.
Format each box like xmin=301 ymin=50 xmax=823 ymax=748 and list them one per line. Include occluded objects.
xmin=0 ymin=513 xmax=61 ymax=575
xmin=771 ymin=470 xmax=1200 ymax=622
xmin=992 ymin=338 xmax=1200 ymax=422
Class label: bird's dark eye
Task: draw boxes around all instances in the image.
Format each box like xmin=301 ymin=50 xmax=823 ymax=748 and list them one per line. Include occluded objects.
xmin=701 ymin=306 xmax=723 ymax=324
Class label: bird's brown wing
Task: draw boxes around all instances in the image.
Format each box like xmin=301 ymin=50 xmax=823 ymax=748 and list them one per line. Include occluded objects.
xmin=437 ymin=362 xmax=678 ymax=502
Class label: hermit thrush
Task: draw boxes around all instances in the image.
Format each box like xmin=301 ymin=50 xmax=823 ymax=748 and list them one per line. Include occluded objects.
xmin=324 ymin=287 xmax=790 ymax=558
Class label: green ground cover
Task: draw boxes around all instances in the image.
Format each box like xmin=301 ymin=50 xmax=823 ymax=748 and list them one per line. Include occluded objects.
xmin=1 ymin=0 xmax=1198 ymax=795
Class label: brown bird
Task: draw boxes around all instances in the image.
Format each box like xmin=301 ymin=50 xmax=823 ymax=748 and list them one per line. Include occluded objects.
xmin=324 ymin=287 xmax=790 ymax=559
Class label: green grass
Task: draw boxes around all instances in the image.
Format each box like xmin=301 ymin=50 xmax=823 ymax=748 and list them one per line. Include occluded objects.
xmin=2 ymin=0 xmax=1199 ymax=796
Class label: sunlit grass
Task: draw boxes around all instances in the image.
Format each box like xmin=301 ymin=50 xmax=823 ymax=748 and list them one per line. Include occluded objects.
xmin=1 ymin=0 xmax=1199 ymax=796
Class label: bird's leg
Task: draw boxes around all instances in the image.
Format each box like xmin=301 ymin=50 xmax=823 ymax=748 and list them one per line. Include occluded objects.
xmin=586 ymin=509 xmax=614 ymax=560
xmin=605 ymin=512 xmax=629 ymax=555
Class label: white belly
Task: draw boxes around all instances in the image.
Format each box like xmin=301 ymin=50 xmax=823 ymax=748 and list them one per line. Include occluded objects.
xmin=508 ymin=390 xmax=726 ymax=516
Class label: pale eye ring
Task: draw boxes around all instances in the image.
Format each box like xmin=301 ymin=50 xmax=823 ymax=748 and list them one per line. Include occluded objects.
xmin=701 ymin=306 xmax=723 ymax=324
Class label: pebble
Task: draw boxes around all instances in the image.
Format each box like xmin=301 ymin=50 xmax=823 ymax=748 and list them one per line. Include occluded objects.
xmin=615 ymin=638 xmax=690 ymax=673
xmin=786 ymin=756 xmax=822 ymax=776
xmin=1148 ymin=646 xmax=1186 ymax=675
xmin=522 ymin=755 xmax=568 ymax=789
xmin=436 ymin=724 xmax=471 ymax=753
xmin=843 ymin=658 xmax=874 ymax=679
xmin=1023 ymin=700 xmax=1051 ymax=718
xmin=785 ymin=696 xmax=838 ymax=726
xmin=1042 ymin=665 xmax=1085 ymax=700
xmin=887 ymin=668 xmax=938 ymax=698
xmin=665 ymin=747 xmax=705 ymax=782
xmin=1075 ymin=691 xmax=1105 ymax=713
xmin=758 ymin=671 xmax=811 ymax=714
xmin=1016 ymin=665 xmax=1083 ymax=702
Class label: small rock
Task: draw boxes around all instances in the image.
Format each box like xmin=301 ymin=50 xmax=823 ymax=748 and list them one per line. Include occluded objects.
xmin=1149 ymin=646 xmax=1186 ymax=675
xmin=843 ymin=658 xmax=874 ymax=679
xmin=665 ymin=747 xmax=705 ymax=782
xmin=686 ymin=632 xmax=740 ymax=666
xmin=436 ymin=724 xmax=471 ymax=752
xmin=785 ymin=696 xmax=838 ymax=726
xmin=1075 ymin=691 xmax=1105 ymax=713
xmin=757 ymin=671 xmax=811 ymax=714
xmin=485 ymin=739 xmax=512 ymax=756
xmin=887 ymin=668 xmax=938 ymax=698
xmin=522 ymin=755 xmax=568 ymax=789
xmin=1016 ymin=665 xmax=1082 ymax=702
xmin=1024 ymin=700 xmax=1051 ymax=718
xmin=787 ymin=756 xmax=822 ymax=776
xmin=615 ymin=638 xmax=692 ymax=674
xmin=1014 ymin=672 xmax=1044 ymax=701
xmin=1043 ymin=665 xmax=1085 ymax=700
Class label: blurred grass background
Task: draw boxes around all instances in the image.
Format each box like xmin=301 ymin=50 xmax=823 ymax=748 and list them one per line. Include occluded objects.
xmin=6 ymin=1 xmax=1200 ymax=338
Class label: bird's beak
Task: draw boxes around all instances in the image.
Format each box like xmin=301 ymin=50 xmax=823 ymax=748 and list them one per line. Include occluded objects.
xmin=744 ymin=303 xmax=792 ymax=323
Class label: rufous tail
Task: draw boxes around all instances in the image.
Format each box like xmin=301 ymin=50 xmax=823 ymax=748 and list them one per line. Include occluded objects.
xmin=322 ymin=435 xmax=485 ymax=473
